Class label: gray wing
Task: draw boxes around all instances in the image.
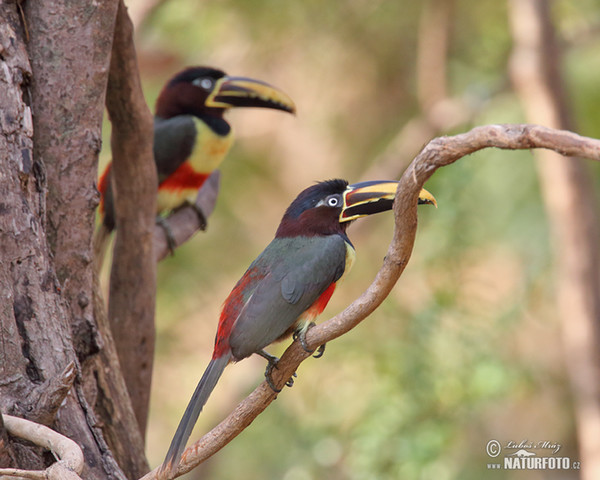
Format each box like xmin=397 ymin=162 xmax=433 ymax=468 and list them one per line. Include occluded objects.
xmin=153 ymin=116 xmax=198 ymax=182
xmin=228 ymin=235 xmax=348 ymax=360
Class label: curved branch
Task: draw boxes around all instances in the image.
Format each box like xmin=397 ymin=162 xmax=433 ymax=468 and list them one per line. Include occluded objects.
xmin=312 ymin=124 xmax=600 ymax=347
xmin=0 ymin=414 xmax=84 ymax=480
xmin=142 ymin=124 xmax=600 ymax=480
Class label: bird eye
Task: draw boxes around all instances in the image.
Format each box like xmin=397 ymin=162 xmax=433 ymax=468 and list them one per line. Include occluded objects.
xmin=193 ymin=77 xmax=214 ymax=90
xmin=327 ymin=195 xmax=340 ymax=207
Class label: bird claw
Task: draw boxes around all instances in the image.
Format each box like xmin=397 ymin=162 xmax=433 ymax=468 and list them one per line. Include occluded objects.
xmin=312 ymin=343 xmax=326 ymax=359
xmin=257 ymin=350 xmax=295 ymax=393
xmin=156 ymin=204 xmax=207 ymax=255
xmin=294 ymin=322 xmax=326 ymax=359
xmin=190 ymin=203 xmax=207 ymax=231
xmin=156 ymin=216 xmax=177 ymax=255
xmin=264 ymin=357 xmax=282 ymax=393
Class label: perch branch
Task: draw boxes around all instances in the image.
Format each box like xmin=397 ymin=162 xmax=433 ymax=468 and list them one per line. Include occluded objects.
xmin=141 ymin=124 xmax=600 ymax=480
xmin=154 ymin=171 xmax=221 ymax=261
xmin=0 ymin=413 xmax=84 ymax=480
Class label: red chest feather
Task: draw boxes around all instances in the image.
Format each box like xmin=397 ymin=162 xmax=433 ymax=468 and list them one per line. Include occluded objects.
xmin=308 ymin=282 xmax=336 ymax=317
xmin=160 ymin=163 xmax=210 ymax=192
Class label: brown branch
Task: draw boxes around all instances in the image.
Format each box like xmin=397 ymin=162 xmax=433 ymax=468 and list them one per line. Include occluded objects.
xmin=508 ymin=2 xmax=600 ymax=479
xmin=154 ymin=170 xmax=221 ymax=261
xmin=140 ymin=124 xmax=600 ymax=480
xmin=105 ymin=0 xmax=157 ymax=439
xmin=0 ymin=414 xmax=84 ymax=480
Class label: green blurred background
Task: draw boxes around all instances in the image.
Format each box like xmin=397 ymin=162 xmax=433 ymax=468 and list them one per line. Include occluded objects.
xmin=100 ymin=1 xmax=600 ymax=478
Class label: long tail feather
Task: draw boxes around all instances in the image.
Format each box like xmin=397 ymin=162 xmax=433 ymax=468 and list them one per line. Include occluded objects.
xmin=160 ymin=352 xmax=231 ymax=477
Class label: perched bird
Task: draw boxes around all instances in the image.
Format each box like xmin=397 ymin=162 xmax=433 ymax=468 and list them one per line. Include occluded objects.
xmin=95 ymin=66 xmax=295 ymax=260
xmin=160 ymin=179 xmax=436 ymax=476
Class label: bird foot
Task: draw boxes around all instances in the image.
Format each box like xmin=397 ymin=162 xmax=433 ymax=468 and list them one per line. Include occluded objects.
xmin=156 ymin=216 xmax=177 ymax=255
xmin=189 ymin=203 xmax=207 ymax=231
xmin=293 ymin=322 xmax=326 ymax=359
xmin=257 ymin=350 xmax=296 ymax=393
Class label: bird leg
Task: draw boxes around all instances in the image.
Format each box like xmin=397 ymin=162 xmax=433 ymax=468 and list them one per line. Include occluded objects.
xmin=293 ymin=322 xmax=326 ymax=359
xmin=256 ymin=350 xmax=295 ymax=392
xmin=155 ymin=216 xmax=177 ymax=255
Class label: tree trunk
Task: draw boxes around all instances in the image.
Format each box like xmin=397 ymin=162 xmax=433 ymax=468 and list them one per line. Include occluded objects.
xmin=1 ymin=1 xmax=148 ymax=478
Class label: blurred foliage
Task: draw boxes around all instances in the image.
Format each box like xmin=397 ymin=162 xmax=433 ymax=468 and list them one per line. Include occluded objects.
xmin=100 ymin=0 xmax=600 ymax=478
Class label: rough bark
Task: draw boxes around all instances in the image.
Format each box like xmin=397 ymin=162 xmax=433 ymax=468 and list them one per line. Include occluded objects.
xmin=0 ymin=3 xmax=117 ymax=478
xmin=508 ymin=1 xmax=600 ymax=478
xmin=105 ymin=0 xmax=157 ymax=438
xmin=24 ymin=0 xmax=149 ymax=476
xmin=25 ymin=0 xmax=115 ymax=361
xmin=0 ymin=1 xmax=148 ymax=478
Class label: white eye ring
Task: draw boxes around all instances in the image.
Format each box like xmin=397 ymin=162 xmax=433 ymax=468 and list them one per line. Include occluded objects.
xmin=193 ymin=78 xmax=214 ymax=90
xmin=327 ymin=196 xmax=339 ymax=207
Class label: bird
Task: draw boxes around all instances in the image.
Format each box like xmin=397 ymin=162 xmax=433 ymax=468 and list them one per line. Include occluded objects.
xmin=160 ymin=178 xmax=436 ymax=476
xmin=94 ymin=66 xmax=295 ymax=263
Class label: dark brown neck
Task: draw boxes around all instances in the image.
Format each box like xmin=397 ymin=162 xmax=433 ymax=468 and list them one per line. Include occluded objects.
xmin=275 ymin=208 xmax=348 ymax=239
xmin=155 ymin=83 xmax=225 ymax=120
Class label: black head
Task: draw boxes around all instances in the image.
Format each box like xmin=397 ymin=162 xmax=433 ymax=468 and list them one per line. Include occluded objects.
xmin=166 ymin=67 xmax=226 ymax=88
xmin=155 ymin=67 xmax=227 ymax=119
xmin=276 ymin=179 xmax=349 ymax=238
xmin=155 ymin=66 xmax=295 ymax=120
xmin=275 ymin=179 xmax=436 ymax=238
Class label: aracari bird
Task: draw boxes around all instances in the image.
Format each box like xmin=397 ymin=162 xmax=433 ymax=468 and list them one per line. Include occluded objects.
xmin=160 ymin=179 xmax=436 ymax=476
xmin=95 ymin=66 xmax=295 ymax=262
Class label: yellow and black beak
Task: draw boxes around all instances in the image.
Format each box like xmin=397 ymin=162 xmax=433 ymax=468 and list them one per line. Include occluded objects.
xmin=340 ymin=180 xmax=437 ymax=222
xmin=205 ymin=76 xmax=296 ymax=113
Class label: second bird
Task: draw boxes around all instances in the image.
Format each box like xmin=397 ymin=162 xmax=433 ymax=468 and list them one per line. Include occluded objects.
xmin=96 ymin=66 xmax=295 ymax=257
